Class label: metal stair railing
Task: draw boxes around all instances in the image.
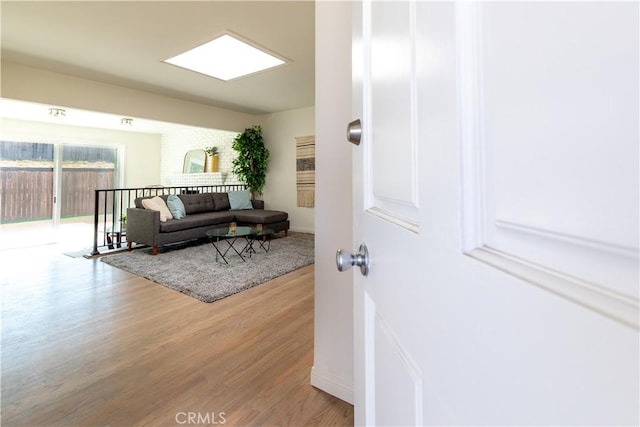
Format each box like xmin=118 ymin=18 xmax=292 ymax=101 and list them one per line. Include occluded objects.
xmin=91 ymin=184 xmax=246 ymax=255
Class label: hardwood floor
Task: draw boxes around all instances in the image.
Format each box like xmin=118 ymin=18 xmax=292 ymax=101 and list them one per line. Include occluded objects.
xmin=0 ymin=244 xmax=353 ymax=426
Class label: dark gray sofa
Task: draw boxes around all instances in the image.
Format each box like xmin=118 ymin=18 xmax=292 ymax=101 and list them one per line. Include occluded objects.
xmin=126 ymin=192 xmax=289 ymax=255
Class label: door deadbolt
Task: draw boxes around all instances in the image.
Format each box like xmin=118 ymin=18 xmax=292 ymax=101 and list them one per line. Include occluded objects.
xmin=336 ymin=243 xmax=370 ymax=276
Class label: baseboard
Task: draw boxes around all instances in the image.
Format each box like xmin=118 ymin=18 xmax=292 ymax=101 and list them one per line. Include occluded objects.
xmin=310 ymin=366 xmax=354 ymax=405
xmin=290 ymin=226 xmax=315 ymax=234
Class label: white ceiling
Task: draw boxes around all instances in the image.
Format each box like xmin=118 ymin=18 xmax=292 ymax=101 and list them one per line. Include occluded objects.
xmin=1 ymin=1 xmax=315 ymax=130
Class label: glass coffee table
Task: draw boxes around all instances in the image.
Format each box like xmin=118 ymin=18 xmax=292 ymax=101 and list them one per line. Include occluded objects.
xmin=206 ymin=226 xmax=273 ymax=264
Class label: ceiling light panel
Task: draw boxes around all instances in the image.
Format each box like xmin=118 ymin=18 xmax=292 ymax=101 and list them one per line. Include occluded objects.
xmin=164 ymin=34 xmax=286 ymax=81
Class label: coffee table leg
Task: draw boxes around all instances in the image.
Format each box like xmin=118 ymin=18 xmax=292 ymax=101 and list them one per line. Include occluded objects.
xmin=245 ymin=238 xmax=257 ymax=256
xmin=211 ymin=236 xmax=249 ymax=263
xmin=226 ymin=237 xmax=247 ymax=262
xmin=246 ymin=234 xmax=272 ymax=254
xmin=258 ymin=236 xmax=270 ymax=252
xmin=210 ymin=237 xmax=229 ymax=264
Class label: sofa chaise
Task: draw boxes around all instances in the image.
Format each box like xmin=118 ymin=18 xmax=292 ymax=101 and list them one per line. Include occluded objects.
xmin=126 ymin=192 xmax=289 ymax=255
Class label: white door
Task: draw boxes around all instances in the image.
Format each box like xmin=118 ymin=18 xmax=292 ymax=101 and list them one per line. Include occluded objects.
xmin=351 ymin=1 xmax=639 ymax=425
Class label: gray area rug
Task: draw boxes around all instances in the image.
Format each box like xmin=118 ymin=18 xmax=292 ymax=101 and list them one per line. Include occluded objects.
xmin=101 ymin=232 xmax=314 ymax=302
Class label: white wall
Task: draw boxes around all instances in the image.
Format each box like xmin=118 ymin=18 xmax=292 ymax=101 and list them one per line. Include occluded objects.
xmin=311 ymin=1 xmax=354 ymax=404
xmin=258 ymin=107 xmax=315 ymax=233
xmin=1 ymin=62 xmax=256 ymax=132
xmin=0 ymin=117 xmax=160 ymax=187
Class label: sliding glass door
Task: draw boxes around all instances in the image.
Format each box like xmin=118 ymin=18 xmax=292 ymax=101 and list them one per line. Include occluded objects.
xmin=58 ymin=145 xmax=118 ymax=249
xmin=0 ymin=141 xmax=118 ymax=250
xmin=0 ymin=141 xmax=55 ymax=248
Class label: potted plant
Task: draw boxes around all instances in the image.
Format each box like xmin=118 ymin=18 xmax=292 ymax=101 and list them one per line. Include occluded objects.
xmin=204 ymin=146 xmax=219 ymax=172
xmin=232 ymin=125 xmax=269 ymax=198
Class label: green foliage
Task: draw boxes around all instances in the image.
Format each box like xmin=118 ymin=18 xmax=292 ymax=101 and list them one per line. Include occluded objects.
xmin=232 ymin=125 xmax=269 ymax=196
xmin=205 ymin=146 xmax=218 ymax=156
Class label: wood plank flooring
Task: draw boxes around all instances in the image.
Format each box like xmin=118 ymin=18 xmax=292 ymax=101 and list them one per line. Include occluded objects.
xmin=0 ymin=244 xmax=353 ymax=426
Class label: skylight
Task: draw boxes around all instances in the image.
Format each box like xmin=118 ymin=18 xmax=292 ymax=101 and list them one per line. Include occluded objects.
xmin=164 ymin=33 xmax=286 ymax=81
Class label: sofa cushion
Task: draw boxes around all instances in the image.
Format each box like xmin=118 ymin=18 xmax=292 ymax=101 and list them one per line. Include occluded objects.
xmin=228 ymin=190 xmax=253 ymax=210
xmin=159 ymin=211 xmax=235 ymax=233
xmin=135 ymin=195 xmax=168 ymax=209
xmin=178 ymin=193 xmax=214 ymax=215
xmin=142 ymin=196 xmax=173 ymax=222
xmin=234 ymin=209 xmax=288 ymax=224
xmin=211 ymin=192 xmax=231 ymax=212
xmin=166 ymin=195 xmax=186 ymax=219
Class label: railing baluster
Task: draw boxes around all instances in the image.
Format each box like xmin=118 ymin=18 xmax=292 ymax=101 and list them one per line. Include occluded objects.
xmin=91 ymin=189 xmax=100 ymax=255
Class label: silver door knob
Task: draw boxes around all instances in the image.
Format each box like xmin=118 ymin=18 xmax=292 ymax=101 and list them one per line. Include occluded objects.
xmin=336 ymin=243 xmax=370 ymax=276
xmin=346 ymin=119 xmax=362 ymax=145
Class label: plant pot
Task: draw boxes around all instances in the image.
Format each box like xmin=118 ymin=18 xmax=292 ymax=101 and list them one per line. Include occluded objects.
xmin=205 ymin=155 xmax=219 ymax=172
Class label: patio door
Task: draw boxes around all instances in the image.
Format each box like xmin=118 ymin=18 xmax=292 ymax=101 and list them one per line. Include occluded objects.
xmin=0 ymin=141 xmax=118 ymax=250
xmin=0 ymin=141 xmax=56 ymax=248
xmin=58 ymin=144 xmax=118 ymax=249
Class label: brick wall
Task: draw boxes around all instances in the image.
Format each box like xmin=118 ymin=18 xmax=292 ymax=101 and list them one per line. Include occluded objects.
xmin=160 ymin=126 xmax=242 ymax=185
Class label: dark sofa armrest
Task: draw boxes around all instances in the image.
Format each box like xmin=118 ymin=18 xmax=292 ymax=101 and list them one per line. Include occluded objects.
xmin=127 ymin=207 xmax=160 ymax=246
xmin=251 ymin=199 xmax=265 ymax=210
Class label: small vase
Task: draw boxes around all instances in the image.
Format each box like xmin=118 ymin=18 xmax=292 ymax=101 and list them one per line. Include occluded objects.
xmin=205 ymin=155 xmax=219 ymax=172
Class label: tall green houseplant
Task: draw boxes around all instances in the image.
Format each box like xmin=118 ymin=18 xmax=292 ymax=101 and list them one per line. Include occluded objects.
xmin=232 ymin=125 xmax=270 ymax=197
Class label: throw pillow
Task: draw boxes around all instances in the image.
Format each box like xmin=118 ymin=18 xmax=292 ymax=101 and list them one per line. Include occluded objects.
xmin=228 ymin=190 xmax=254 ymax=210
xmin=166 ymin=195 xmax=186 ymax=219
xmin=141 ymin=196 xmax=173 ymax=222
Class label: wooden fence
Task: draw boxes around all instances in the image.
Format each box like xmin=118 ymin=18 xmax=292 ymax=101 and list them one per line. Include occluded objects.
xmin=60 ymin=168 xmax=116 ymax=217
xmin=0 ymin=167 xmax=115 ymax=223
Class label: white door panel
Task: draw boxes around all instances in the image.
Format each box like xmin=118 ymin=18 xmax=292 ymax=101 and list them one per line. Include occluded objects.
xmin=371 ymin=299 xmax=423 ymax=426
xmin=367 ymin=0 xmax=419 ymax=230
xmin=483 ymin=2 xmax=639 ymax=263
xmin=459 ymin=2 xmax=639 ymax=326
